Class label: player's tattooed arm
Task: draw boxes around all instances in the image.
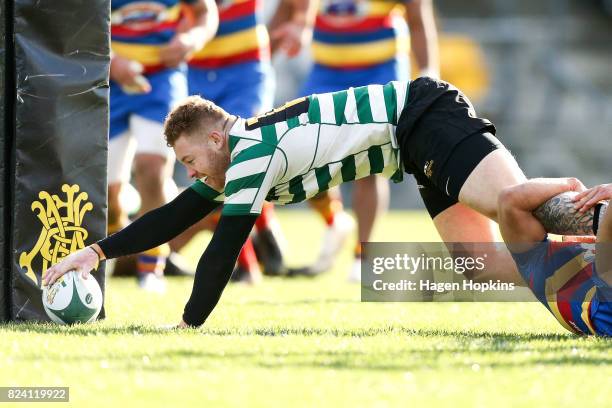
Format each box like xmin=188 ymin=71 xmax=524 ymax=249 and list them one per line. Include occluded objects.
xmin=534 ymin=192 xmax=608 ymax=236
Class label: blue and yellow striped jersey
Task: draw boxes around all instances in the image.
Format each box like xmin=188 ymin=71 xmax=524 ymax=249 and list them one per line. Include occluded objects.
xmin=511 ymin=238 xmax=606 ymax=335
xmin=312 ymin=0 xmax=409 ymax=69
xmin=189 ymin=0 xmax=269 ymax=69
xmin=111 ymin=0 xmax=196 ymax=73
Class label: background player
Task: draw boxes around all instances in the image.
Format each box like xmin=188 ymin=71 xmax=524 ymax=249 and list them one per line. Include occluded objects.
xmin=108 ymin=0 xmax=218 ymax=290
xmin=498 ymin=178 xmax=611 ymax=336
xmin=275 ymin=0 xmax=439 ymax=280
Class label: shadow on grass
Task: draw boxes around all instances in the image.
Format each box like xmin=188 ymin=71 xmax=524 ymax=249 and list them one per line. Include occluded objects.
xmin=2 ymin=321 xmax=609 ymax=344
xmin=4 ymin=321 xmax=610 ymax=373
xmin=13 ymin=345 xmax=612 ymax=372
xmin=237 ymin=298 xmax=356 ymax=306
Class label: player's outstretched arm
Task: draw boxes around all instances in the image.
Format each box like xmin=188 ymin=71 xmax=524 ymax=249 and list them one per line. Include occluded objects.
xmin=181 ymin=214 xmax=258 ymax=327
xmin=498 ymin=178 xmax=585 ymax=252
xmin=43 ymin=187 xmax=220 ymax=286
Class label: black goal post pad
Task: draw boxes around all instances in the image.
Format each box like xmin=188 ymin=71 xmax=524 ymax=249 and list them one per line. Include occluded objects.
xmin=9 ymin=0 xmax=110 ymax=321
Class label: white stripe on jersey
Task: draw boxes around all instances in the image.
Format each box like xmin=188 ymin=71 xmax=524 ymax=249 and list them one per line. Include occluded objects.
xmin=226 ymin=155 xmax=270 ymax=182
xmin=224 ymin=188 xmax=259 ymax=205
xmin=392 ymin=81 xmax=407 ymax=123
xmin=232 ymin=138 xmax=259 ymax=156
xmin=354 ymin=149 xmax=371 ymax=176
xmin=328 ymin=161 xmax=344 ymax=185
xmin=301 ymin=169 xmax=320 ymax=199
xmin=240 ymin=126 xmax=262 ymax=141
xmin=317 ymin=92 xmax=336 ymax=124
xmin=344 ymin=88 xmax=359 ymax=123
xmin=251 ymin=153 xmax=283 ymax=211
xmin=298 ymin=112 xmax=309 ymax=125
xmin=368 ymin=85 xmax=389 ymax=122
xmin=274 ymin=120 xmax=289 ymax=139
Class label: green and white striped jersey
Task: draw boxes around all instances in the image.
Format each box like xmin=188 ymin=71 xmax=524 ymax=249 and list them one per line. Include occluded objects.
xmin=191 ymin=81 xmax=409 ymax=216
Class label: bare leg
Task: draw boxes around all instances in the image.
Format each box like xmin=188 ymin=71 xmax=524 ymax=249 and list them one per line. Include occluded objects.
xmin=303 ymin=188 xmax=355 ymax=274
xmin=108 ymin=182 xmax=129 ymax=233
xmin=353 ymin=175 xmax=389 ymax=245
xmin=421 ymin=145 xmax=527 ymax=283
xmin=458 ymin=149 xmax=526 ymax=221
xmin=133 ymin=153 xmax=174 ymax=215
xmin=131 ymin=153 xmax=174 ymax=285
xmin=309 ymin=189 xmax=344 ymax=225
xmin=433 ymin=203 xmax=524 ymax=284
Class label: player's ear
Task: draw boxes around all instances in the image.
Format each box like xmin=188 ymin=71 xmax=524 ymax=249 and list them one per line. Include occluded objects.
xmin=208 ymin=130 xmax=225 ymax=149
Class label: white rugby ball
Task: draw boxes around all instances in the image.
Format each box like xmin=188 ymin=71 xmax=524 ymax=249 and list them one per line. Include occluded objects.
xmin=42 ymin=270 xmax=103 ymax=324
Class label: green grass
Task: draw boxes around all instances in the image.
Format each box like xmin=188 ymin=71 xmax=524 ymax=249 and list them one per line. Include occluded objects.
xmin=1 ymin=211 xmax=610 ymax=407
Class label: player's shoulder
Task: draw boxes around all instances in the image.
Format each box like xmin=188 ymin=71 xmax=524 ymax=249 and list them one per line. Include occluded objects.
xmin=226 ymin=119 xmax=283 ymax=175
xmin=228 ymin=119 xmax=278 ymax=156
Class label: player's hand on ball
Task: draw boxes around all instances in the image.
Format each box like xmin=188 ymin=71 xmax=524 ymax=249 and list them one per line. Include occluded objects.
xmin=43 ymin=246 xmax=100 ymax=287
xmin=573 ymin=183 xmax=612 ymax=213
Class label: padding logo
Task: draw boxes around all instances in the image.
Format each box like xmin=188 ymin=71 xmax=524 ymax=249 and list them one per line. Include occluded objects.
xmin=19 ymin=184 xmax=93 ymax=286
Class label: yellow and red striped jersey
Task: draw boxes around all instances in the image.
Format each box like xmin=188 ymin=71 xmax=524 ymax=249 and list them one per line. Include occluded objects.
xmin=312 ymin=0 xmax=409 ymax=69
xmin=111 ymin=0 xmax=197 ymax=73
xmin=189 ymin=0 xmax=270 ymax=69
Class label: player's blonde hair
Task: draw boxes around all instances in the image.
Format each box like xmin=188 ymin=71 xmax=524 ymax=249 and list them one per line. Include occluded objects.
xmin=163 ymin=96 xmax=228 ymax=146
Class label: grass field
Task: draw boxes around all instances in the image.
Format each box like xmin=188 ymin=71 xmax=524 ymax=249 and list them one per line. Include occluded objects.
xmin=1 ymin=211 xmax=610 ymax=407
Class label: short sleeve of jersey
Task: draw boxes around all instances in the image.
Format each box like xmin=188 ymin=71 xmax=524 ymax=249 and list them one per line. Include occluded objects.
xmin=221 ymin=148 xmax=284 ymax=216
xmin=190 ymin=179 xmax=225 ymax=203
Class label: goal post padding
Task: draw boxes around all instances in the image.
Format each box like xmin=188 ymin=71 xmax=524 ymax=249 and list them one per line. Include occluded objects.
xmin=0 ymin=0 xmax=9 ymax=322
xmin=7 ymin=0 xmax=110 ymax=321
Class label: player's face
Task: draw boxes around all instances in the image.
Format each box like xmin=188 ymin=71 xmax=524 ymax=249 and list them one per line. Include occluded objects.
xmin=174 ymin=131 xmax=230 ymax=189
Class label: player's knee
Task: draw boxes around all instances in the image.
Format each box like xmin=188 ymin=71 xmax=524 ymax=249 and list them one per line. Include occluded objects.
xmin=133 ymin=156 xmax=167 ymax=181
xmin=133 ymin=156 xmax=167 ymax=195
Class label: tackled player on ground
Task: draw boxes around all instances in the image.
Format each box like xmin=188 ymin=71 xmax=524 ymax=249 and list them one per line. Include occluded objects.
xmin=498 ymin=178 xmax=611 ymax=336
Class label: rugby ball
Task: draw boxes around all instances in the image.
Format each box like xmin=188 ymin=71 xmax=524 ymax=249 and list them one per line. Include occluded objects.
xmin=42 ymin=270 xmax=102 ymax=324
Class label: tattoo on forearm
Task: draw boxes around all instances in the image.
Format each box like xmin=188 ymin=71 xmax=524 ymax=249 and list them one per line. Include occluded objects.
xmin=534 ymin=192 xmax=608 ymax=235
